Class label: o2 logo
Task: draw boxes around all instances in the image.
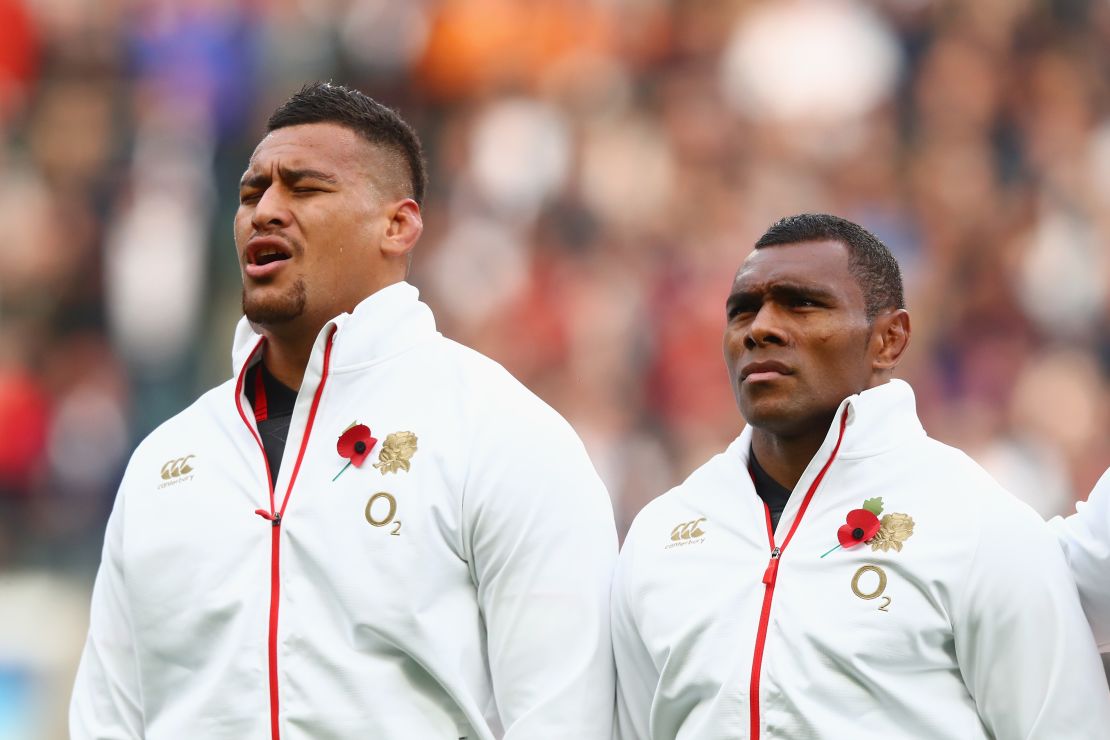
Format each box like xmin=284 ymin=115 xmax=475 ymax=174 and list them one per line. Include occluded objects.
xmin=365 ymin=492 xmax=401 ymax=536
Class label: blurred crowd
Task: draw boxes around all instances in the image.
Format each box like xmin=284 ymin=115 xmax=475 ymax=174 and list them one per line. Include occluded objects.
xmin=1 ymin=0 xmax=1109 ymax=736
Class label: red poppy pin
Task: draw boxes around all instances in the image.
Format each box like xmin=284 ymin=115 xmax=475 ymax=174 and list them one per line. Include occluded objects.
xmin=821 ymin=497 xmax=915 ymax=558
xmin=332 ymin=422 xmax=378 ymax=481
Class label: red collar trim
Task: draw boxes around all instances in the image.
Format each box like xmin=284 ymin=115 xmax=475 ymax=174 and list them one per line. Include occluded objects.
xmin=253 ymin=362 xmax=269 ymax=423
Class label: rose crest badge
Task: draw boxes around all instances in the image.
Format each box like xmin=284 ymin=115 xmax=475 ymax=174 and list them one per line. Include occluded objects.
xmin=869 ymin=512 xmax=915 ymax=553
xmin=374 ymin=432 xmax=418 ymax=474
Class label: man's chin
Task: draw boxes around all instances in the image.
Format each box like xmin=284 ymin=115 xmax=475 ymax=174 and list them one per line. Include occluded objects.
xmin=242 ymin=281 xmax=307 ymax=326
xmin=738 ymin=392 xmax=803 ymax=433
xmin=740 ymin=395 xmax=845 ymax=439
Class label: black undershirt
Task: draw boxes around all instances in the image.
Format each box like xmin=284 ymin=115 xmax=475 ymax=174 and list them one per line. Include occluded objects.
xmin=750 ymin=447 xmax=793 ymax=532
xmin=245 ymin=362 xmax=299 ymax=483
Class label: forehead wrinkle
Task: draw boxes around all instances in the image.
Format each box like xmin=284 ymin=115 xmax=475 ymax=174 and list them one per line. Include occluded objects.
xmin=238 ymin=163 xmax=340 ymax=191
xmin=276 ymin=164 xmax=339 ymax=184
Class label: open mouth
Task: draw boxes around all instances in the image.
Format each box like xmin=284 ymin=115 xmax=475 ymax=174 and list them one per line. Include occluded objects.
xmin=245 ymin=237 xmax=294 ymax=273
xmin=253 ymin=250 xmax=290 ymax=266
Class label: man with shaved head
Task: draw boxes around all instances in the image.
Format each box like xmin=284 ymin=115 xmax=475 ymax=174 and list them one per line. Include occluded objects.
xmin=71 ymin=82 xmax=617 ymax=740
xmin=611 ymin=213 xmax=1110 ymax=739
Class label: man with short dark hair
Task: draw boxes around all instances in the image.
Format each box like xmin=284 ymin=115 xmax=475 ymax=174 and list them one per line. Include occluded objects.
xmin=611 ymin=213 xmax=1110 ymax=739
xmin=71 ymin=82 xmax=618 ymax=739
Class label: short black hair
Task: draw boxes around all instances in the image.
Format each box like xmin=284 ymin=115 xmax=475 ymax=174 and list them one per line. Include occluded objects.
xmin=754 ymin=213 xmax=905 ymax=320
xmin=267 ymin=81 xmax=427 ymax=206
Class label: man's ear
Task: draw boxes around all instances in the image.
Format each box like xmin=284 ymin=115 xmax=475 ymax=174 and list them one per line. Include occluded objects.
xmin=381 ymin=199 xmax=423 ymax=259
xmin=871 ymin=308 xmax=910 ymax=373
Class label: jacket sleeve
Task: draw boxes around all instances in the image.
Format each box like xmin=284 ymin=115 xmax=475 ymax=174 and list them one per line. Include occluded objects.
xmin=70 ymin=487 xmax=144 ymax=739
xmin=611 ymin=536 xmax=656 ymax=740
xmin=463 ymin=402 xmax=618 ymax=739
xmin=953 ymin=495 xmax=1110 ymax=738
xmin=1049 ymin=467 xmax=1110 ymax=650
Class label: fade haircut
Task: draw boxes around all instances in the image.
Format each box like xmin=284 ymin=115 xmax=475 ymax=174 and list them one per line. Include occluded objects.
xmin=267 ymin=81 xmax=427 ymax=206
xmin=754 ymin=213 xmax=905 ymax=320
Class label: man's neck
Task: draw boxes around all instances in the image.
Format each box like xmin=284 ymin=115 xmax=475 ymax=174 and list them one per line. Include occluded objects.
xmin=260 ymin=329 xmax=316 ymax=391
xmin=250 ymin=280 xmax=407 ymax=390
xmin=750 ymin=424 xmax=831 ymax=491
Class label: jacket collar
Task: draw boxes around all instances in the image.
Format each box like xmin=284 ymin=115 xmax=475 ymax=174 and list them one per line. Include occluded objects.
xmin=231 ymin=281 xmax=439 ymax=376
xmin=834 ymin=379 xmax=925 ymax=459
xmin=729 ymin=378 xmax=926 ymax=468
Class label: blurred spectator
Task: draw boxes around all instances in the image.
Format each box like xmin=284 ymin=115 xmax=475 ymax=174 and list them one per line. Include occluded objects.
xmin=0 ymin=357 xmax=49 ymax=499
xmin=0 ymin=0 xmax=37 ymax=121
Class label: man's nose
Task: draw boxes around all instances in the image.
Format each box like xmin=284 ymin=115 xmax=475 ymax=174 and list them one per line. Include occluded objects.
xmin=251 ymin=186 xmax=292 ymax=231
xmin=744 ymin=304 xmax=787 ymax=349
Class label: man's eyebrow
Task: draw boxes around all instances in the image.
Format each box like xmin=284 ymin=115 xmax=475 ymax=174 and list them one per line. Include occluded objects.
xmin=769 ymin=282 xmax=838 ymax=300
xmin=239 ymin=167 xmax=339 ymax=189
xmin=239 ymin=171 xmax=268 ymax=189
xmin=726 ymin=287 xmax=758 ymax=304
xmin=277 ymin=166 xmax=339 ymax=185
xmin=726 ymin=281 xmax=838 ymax=306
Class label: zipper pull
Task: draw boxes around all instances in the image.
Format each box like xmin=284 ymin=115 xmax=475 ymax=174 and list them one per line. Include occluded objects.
xmin=762 ymin=547 xmax=781 ymax=586
xmin=255 ymin=509 xmax=282 ymax=527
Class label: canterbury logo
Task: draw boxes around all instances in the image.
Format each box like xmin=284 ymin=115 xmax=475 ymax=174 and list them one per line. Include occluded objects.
xmin=161 ymin=455 xmax=196 ymax=480
xmin=671 ymin=517 xmax=706 ymax=541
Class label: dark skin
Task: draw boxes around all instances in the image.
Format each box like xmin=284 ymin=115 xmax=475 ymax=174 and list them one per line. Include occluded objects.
xmin=723 ymin=239 xmax=910 ymax=490
xmin=234 ymin=122 xmax=423 ymax=389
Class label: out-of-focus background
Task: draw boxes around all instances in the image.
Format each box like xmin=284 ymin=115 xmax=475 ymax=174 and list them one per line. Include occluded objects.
xmin=1 ymin=0 xmax=1108 ymax=736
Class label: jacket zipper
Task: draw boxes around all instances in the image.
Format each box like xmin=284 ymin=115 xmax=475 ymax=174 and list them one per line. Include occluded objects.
xmin=748 ymin=409 xmax=848 ymax=740
xmin=234 ymin=328 xmax=336 ymax=740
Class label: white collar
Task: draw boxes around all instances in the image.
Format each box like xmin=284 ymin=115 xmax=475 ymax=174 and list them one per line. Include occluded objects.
xmin=729 ymin=378 xmax=926 ymax=468
xmin=230 ymin=281 xmax=439 ymax=376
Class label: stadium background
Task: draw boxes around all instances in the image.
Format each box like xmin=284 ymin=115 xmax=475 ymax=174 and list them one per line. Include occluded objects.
xmin=1 ymin=0 xmax=1109 ymax=736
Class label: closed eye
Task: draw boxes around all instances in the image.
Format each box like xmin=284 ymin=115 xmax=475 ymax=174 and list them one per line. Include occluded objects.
xmin=726 ymin=298 xmax=759 ymax=321
xmin=728 ymin=307 xmax=752 ymax=321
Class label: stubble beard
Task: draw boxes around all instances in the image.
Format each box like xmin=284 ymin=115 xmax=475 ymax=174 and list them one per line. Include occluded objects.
xmin=242 ymin=278 xmax=308 ymax=326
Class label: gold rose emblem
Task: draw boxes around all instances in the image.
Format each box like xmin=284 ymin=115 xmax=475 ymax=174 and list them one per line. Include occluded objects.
xmin=374 ymin=431 xmax=418 ymax=474
xmin=869 ymin=513 xmax=914 ymax=552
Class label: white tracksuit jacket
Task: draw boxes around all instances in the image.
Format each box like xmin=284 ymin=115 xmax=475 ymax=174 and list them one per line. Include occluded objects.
xmin=612 ymin=380 xmax=1110 ymax=740
xmin=1052 ymin=468 xmax=1110 ymax=651
xmin=71 ymin=282 xmax=618 ymax=740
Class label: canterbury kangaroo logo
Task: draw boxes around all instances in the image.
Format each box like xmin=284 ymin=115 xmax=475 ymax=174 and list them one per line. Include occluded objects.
xmin=161 ymin=455 xmax=196 ymax=480
xmin=671 ymin=517 xmax=706 ymax=541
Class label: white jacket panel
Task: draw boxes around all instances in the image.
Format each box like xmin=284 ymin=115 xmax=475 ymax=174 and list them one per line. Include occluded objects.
xmin=613 ymin=380 xmax=1110 ymax=740
xmin=1052 ymin=468 xmax=1110 ymax=650
xmin=71 ymin=282 xmax=618 ymax=740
